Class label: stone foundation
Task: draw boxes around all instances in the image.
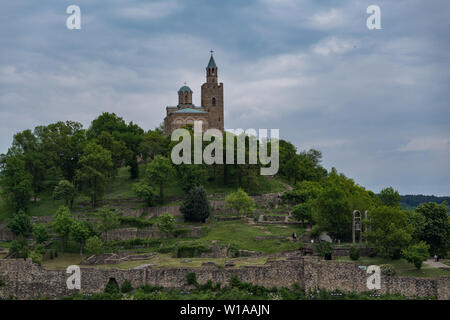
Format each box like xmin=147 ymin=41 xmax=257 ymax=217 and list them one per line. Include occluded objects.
xmin=0 ymin=257 xmax=448 ymax=300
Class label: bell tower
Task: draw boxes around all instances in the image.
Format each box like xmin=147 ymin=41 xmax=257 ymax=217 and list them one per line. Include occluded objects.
xmin=201 ymin=51 xmax=224 ymax=132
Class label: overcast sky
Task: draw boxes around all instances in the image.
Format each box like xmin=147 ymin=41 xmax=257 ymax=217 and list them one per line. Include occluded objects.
xmin=0 ymin=0 xmax=449 ymax=195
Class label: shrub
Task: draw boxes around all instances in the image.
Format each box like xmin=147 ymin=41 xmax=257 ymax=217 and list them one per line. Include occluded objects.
xmin=186 ymin=272 xmax=198 ymax=286
xmin=32 ymin=224 xmax=50 ymax=244
xmin=173 ymin=228 xmax=189 ymax=238
xmin=402 ymin=241 xmax=430 ymax=269
xmin=314 ymin=242 xmax=332 ymax=260
xmin=180 ymin=186 xmax=211 ymax=222
xmin=291 ymin=202 xmax=313 ymax=223
xmin=310 ymin=225 xmax=321 ymax=238
xmin=119 ymin=216 xmax=153 ymax=229
xmin=104 ymin=278 xmax=120 ymax=294
xmin=380 ymin=264 xmax=396 ymax=276
xmin=121 ymin=280 xmax=133 ymax=293
xmin=30 ymin=251 xmax=43 ymax=266
xmin=349 ymin=246 xmax=360 ymax=261
xmin=34 ymin=244 xmax=46 ymax=256
xmin=173 ymin=243 xmax=210 ymax=258
xmin=156 ymin=213 xmax=176 ymax=235
xmin=133 ymin=182 xmax=158 ymax=206
xmin=86 ymin=236 xmax=104 ymax=255
xmin=225 ymin=189 xmax=255 ymax=216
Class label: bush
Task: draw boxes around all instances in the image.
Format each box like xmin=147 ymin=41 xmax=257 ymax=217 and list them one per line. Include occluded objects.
xmin=30 ymin=251 xmax=43 ymax=266
xmin=180 ymin=186 xmax=211 ymax=222
xmin=349 ymin=246 xmax=360 ymax=261
xmin=310 ymin=225 xmax=321 ymax=238
xmin=121 ymin=280 xmax=133 ymax=293
xmin=402 ymin=241 xmax=430 ymax=269
xmin=173 ymin=228 xmax=189 ymax=238
xmin=173 ymin=243 xmax=210 ymax=258
xmin=133 ymin=182 xmax=158 ymax=206
xmin=186 ymin=272 xmax=198 ymax=286
xmin=225 ymin=189 xmax=255 ymax=216
xmin=34 ymin=244 xmax=46 ymax=256
xmin=118 ymin=216 xmax=153 ymax=229
xmin=156 ymin=213 xmax=176 ymax=235
xmin=314 ymin=242 xmax=332 ymax=260
xmin=380 ymin=264 xmax=396 ymax=276
xmin=86 ymin=236 xmax=104 ymax=255
xmin=104 ymin=278 xmax=120 ymax=294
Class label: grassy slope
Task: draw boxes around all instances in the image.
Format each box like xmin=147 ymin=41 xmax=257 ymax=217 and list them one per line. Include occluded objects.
xmin=0 ymin=166 xmax=288 ymax=220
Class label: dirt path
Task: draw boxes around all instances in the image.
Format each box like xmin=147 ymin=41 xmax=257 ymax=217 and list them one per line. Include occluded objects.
xmin=423 ymin=258 xmax=449 ymax=269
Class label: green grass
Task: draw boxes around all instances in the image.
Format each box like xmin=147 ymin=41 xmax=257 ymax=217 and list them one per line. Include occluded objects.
xmin=335 ymin=256 xmax=450 ymax=278
xmin=200 ymin=220 xmax=303 ymax=253
xmin=42 ymin=253 xmax=84 ymax=270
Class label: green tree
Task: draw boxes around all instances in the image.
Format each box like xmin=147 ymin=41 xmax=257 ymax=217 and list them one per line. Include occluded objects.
xmin=314 ymin=242 xmax=333 ymax=260
xmin=225 ymin=188 xmax=255 ymax=216
xmin=34 ymin=121 xmax=86 ymax=182
xmin=12 ymin=129 xmax=46 ymax=202
xmin=75 ymin=142 xmax=114 ymax=207
xmin=145 ymin=155 xmax=173 ymax=203
xmin=415 ymin=202 xmax=450 ymax=256
xmin=86 ymin=236 xmax=104 ymax=255
xmin=379 ymin=187 xmax=401 ymax=207
xmin=140 ymin=129 xmax=169 ymax=162
xmin=402 ymin=241 xmax=430 ymax=269
xmin=33 ymin=224 xmax=50 ymax=244
xmin=133 ymin=181 xmax=158 ymax=206
xmin=180 ymin=186 xmax=211 ymax=222
xmin=175 ymin=164 xmax=207 ymax=192
xmin=366 ymin=206 xmax=412 ymax=258
xmin=291 ymin=202 xmax=313 ymax=224
xmin=52 ymin=206 xmax=74 ymax=252
xmin=0 ymin=152 xmax=33 ymax=212
xmin=9 ymin=235 xmax=30 ymax=259
xmin=94 ymin=206 xmax=120 ymax=241
xmin=315 ymin=186 xmax=351 ymax=240
xmin=53 ymin=180 xmax=76 ymax=208
xmin=70 ymin=220 xmax=91 ymax=255
xmin=157 ymin=213 xmax=176 ymax=235
xmin=7 ymin=210 xmax=32 ymax=236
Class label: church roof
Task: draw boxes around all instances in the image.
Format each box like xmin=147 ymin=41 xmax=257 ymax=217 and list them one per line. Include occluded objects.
xmin=173 ymin=108 xmax=208 ymax=114
xmin=207 ymin=55 xmax=217 ymax=68
xmin=178 ymin=86 xmax=192 ymax=93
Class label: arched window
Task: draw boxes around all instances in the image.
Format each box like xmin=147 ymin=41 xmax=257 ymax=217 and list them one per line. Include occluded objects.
xmin=185 ymin=95 xmax=188 ymax=104
xmin=212 ymin=97 xmax=216 ymax=106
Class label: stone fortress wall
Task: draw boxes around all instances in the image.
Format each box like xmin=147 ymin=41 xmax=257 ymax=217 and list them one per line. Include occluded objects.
xmin=0 ymin=257 xmax=448 ymax=300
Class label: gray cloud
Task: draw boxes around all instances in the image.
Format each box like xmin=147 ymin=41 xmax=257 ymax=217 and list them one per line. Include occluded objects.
xmin=0 ymin=0 xmax=449 ymax=195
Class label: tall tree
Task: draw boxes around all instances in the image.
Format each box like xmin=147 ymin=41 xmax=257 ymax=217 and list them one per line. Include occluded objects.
xmin=145 ymin=155 xmax=173 ymax=203
xmin=52 ymin=206 xmax=74 ymax=252
xmin=379 ymin=187 xmax=401 ymax=207
xmin=94 ymin=206 xmax=120 ymax=241
xmin=34 ymin=121 xmax=86 ymax=182
xmin=75 ymin=142 xmax=114 ymax=207
xmin=0 ymin=152 xmax=33 ymax=212
xmin=415 ymin=202 xmax=450 ymax=256
xmin=53 ymin=180 xmax=76 ymax=208
xmin=12 ymin=130 xmax=46 ymax=201
xmin=70 ymin=220 xmax=91 ymax=256
xmin=366 ymin=206 xmax=413 ymax=258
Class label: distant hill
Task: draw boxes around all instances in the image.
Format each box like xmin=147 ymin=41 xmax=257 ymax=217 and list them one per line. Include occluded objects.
xmin=400 ymin=194 xmax=450 ymax=211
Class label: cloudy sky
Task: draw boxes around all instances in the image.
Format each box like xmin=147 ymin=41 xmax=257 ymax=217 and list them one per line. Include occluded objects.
xmin=0 ymin=0 xmax=449 ymax=195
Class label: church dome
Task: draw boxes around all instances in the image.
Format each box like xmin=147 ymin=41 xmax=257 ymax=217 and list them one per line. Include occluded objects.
xmin=178 ymin=85 xmax=192 ymax=93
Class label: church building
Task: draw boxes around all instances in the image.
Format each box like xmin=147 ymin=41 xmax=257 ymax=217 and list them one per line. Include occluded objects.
xmin=163 ymin=53 xmax=224 ymax=135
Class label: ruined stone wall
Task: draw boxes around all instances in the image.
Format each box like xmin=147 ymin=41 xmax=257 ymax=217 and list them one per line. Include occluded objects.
xmin=102 ymin=226 xmax=203 ymax=241
xmin=0 ymin=257 xmax=449 ymax=300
